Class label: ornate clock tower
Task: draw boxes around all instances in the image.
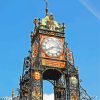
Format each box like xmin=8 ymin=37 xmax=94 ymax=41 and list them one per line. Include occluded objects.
xmin=19 ymin=1 xmax=92 ymax=100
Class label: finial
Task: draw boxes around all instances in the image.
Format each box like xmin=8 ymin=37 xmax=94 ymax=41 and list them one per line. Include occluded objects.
xmin=62 ymin=23 xmax=65 ymax=32
xmin=45 ymin=0 xmax=48 ymax=16
xmin=12 ymin=89 xmax=14 ymax=98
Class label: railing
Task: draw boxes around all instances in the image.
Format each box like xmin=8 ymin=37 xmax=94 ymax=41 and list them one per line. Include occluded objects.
xmin=0 ymin=96 xmax=19 ymax=100
xmin=0 ymin=97 xmax=12 ymax=100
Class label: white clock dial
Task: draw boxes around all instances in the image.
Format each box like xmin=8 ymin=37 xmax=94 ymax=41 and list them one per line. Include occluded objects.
xmin=70 ymin=76 xmax=78 ymax=86
xmin=42 ymin=37 xmax=63 ymax=57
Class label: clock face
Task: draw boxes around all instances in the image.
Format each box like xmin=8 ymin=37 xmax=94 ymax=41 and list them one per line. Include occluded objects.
xmin=70 ymin=76 xmax=78 ymax=85
xmin=42 ymin=37 xmax=63 ymax=57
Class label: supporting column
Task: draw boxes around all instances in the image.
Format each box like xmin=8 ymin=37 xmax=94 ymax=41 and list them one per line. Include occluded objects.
xmin=31 ymin=70 xmax=43 ymax=100
xmin=54 ymin=75 xmax=66 ymax=100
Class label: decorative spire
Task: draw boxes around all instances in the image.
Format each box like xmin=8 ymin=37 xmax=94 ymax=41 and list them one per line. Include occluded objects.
xmin=12 ymin=89 xmax=14 ymax=98
xmin=45 ymin=0 xmax=48 ymax=16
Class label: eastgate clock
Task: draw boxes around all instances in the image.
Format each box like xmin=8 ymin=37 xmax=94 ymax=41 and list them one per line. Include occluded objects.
xmin=42 ymin=37 xmax=63 ymax=57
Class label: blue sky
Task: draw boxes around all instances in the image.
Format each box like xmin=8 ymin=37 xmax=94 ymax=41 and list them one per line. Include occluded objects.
xmin=0 ymin=0 xmax=100 ymax=99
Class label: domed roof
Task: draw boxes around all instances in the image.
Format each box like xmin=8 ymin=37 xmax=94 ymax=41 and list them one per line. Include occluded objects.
xmin=40 ymin=14 xmax=64 ymax=32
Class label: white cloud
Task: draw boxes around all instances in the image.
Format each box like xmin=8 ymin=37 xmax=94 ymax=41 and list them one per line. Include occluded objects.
xmin=43 ymin=93 xmax=54 ymax=100
xmin=79 ymin=0 xmax=100 ymax=20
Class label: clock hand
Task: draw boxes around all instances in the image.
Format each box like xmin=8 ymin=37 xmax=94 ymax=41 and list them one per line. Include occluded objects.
xmin=45 ymin=46 xmax=54 ymax=51
xmin=46 ymin=46 xmax=59 ymax=51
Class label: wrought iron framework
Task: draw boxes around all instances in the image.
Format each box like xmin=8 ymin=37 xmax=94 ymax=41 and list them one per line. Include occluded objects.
xmin=19 ymin=2 xmax=93 ymax=99
xmin=19 ymin=29 xmax=93 ymax=100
